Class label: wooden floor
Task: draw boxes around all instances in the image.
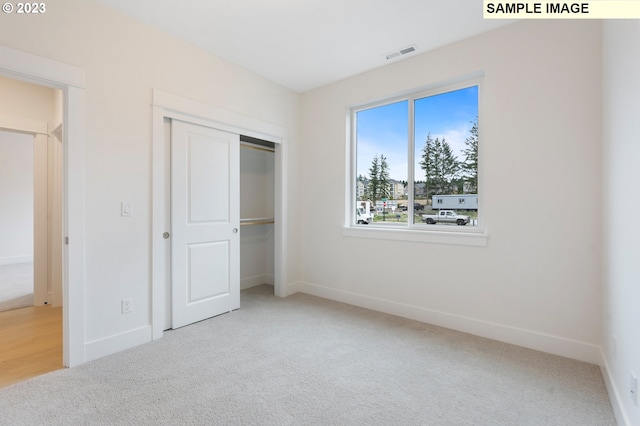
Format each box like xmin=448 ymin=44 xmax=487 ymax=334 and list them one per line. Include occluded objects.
xmin=0 ymin=305 xmax=63 ymax=388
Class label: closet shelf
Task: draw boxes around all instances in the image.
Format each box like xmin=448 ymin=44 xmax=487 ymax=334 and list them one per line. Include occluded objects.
xmin=240 ymin=217 xmax=275 ymax=226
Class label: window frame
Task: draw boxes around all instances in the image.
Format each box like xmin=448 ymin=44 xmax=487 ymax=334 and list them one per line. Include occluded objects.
xmin=345 ymin=75 xmax=487 ymax=247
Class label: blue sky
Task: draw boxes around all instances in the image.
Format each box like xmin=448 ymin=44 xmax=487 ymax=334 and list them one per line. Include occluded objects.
xmin=356 ymin=86 xmax=478 ymax=181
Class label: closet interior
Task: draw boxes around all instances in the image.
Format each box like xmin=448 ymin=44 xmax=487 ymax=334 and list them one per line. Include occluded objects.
xmin=239 ymin=135 xmax=275 ymax=294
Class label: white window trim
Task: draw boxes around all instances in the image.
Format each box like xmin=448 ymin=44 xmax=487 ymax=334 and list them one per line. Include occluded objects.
xmin=342 ymin=225 xmax=488 ymax=247
xmin=345 ymin=73 xmax=487 ymax=247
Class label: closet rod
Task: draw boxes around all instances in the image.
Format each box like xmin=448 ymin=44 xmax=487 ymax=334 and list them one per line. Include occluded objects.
xmin=240 ymin=142 xmax=275 ymax=153
xmin=240 ymin=218 xmax=275 ymax=226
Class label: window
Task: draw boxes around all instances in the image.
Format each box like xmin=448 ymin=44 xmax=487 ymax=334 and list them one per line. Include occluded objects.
xmin=351 ymin=80 xmax=480 ymax=234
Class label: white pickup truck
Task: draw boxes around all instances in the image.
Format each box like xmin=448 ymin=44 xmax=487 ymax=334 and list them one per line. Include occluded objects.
xmin=421 ymin=210 xmax=470 ymax=226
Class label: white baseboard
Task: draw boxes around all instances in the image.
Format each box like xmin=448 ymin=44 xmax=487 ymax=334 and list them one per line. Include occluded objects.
xmin=600 ymin=349 xmax=632 ymax=426
xmin=84 ymin=326 xmax=152 ymax=363
xmin=295 ymin=281 xmax=602 ymax=365
xmin=241 ymin=274 xmax=274 ymax=290
xmin=0 ymin=255 xmax=33 ymax=265
xmin=284 ymin=281 xmax=303 ymax=296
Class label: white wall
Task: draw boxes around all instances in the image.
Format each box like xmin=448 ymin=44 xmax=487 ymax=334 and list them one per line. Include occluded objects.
xmin=0 ymin=0 xmax=301 ymax=359
xmin=0 ymin=75 xmax=57 ymax=123
xmin=602 ymin=20 xmax=640 ymax=426
xmin=0 ymin=130 xmax=34 ymax=264
xmin=298 ymin=20 xmax=603 ymax=363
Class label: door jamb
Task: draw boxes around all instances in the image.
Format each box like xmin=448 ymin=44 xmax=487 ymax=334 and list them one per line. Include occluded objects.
xmin=151 ymin=89 xmax=289 ymax=340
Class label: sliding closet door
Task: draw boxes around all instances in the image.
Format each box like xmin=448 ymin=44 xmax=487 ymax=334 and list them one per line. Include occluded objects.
xmin=170 ymin=120 xmax=240 ymax=329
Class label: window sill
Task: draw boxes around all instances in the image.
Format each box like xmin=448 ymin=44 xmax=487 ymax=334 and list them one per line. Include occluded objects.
xmin=342 ymin=225 xmax=488 ymax=247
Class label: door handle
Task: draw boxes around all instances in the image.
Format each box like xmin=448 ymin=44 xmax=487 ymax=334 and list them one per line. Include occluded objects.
xmin=233 ymin=228 xmax=238 ymax=234
xmin=163 ymin=232 xmax=170 ymax=239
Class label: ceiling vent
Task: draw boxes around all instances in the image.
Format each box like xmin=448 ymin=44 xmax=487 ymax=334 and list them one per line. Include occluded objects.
xmin=385 ymin=44 xmax=417 ymax=60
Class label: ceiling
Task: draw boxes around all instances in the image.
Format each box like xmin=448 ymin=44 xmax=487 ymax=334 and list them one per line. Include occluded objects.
xmin=95 ymin=0 xmax=515 ymax=93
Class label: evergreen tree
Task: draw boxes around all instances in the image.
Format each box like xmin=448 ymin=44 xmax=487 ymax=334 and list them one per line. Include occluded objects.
xmin=420 ymin=133 xmax=459 ymax=197
xmin=419 ymin=133 xmax=437 ymax=197
xmin=441 ymin=138 xmax=459 ymax=186
xmin=366 ymin=155 xmax=381 ymax=203
xmin=461 ymin=120 xmax=478 ymax=192
xmin=366 ymin=154 xmax=392 ymax=204
xmin=379 ymin=154 xmax=391 ymax=200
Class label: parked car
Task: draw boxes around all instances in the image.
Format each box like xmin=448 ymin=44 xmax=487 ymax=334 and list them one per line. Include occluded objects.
xmin=401 ymin=203 xmax=424 ymax=211
xmin=421 ymin=210 xmax=470 ymax=225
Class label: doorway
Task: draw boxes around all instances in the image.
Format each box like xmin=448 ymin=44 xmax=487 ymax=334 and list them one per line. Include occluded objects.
xmin=0 ymin=45 xmax=86 ymax=368
xmin=239 ymin=136 xmax=276 ymax=294
xmin=0 ymin=76 xmax=64 ymax=386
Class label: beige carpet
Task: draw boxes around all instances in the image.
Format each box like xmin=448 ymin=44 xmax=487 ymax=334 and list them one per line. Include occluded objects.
xmin=0 ymin=262 xmax=33 ymax=312
xmin=0 ymin=285 xmax=615 ymax=425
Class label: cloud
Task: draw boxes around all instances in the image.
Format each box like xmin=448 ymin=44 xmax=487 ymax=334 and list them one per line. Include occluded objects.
xmin=419 ymin=117 xmax=474 ymax=153
xmin=357 ymin=136 xmax=408 ymax=181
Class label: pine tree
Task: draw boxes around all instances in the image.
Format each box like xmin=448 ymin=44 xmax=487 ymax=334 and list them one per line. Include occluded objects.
xmin=420 ymin=134 xmax=459 ymax=197
xmin=419 ymin=133 xmax=437 ymax=198
xmin=461 ymin=120 xmax=478 ymax=192
xmin=379 ymin=154 xmax=391 ymax=200
xmin=440 ymin=138 xmax=459 ymax=189
xmin=366 ymin=155 xmax=381 ymax=203
xmin=366 ymin=154 xmax=392 ymax=204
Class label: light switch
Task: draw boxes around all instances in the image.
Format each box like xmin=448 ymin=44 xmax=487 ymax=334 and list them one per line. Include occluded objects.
xmin=121 ymin=202 xmax=132 ymax=217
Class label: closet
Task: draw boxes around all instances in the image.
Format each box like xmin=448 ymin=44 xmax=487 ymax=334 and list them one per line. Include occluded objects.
xmin=239 ymin=135 xmax=275 ymax=293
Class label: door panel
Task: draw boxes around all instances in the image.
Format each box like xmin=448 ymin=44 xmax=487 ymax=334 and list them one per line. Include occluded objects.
xmin=188 ymin=135 xmax=230 ymax=223
xmin=188 ymin=241 xmax=229 ymax=301
xmin=171 ymin=120 xmax=240 ymax=329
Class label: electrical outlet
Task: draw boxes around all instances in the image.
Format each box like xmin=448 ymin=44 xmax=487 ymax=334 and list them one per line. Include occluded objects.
xmin=121 ymin=298 xmax=133 ymax=314
xmin=631 ymin=372 xmax=638 ymax=405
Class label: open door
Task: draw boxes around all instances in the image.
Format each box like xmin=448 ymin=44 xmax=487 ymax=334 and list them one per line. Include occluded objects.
xmin=170 ymin=120 xmax=240 ymax=329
